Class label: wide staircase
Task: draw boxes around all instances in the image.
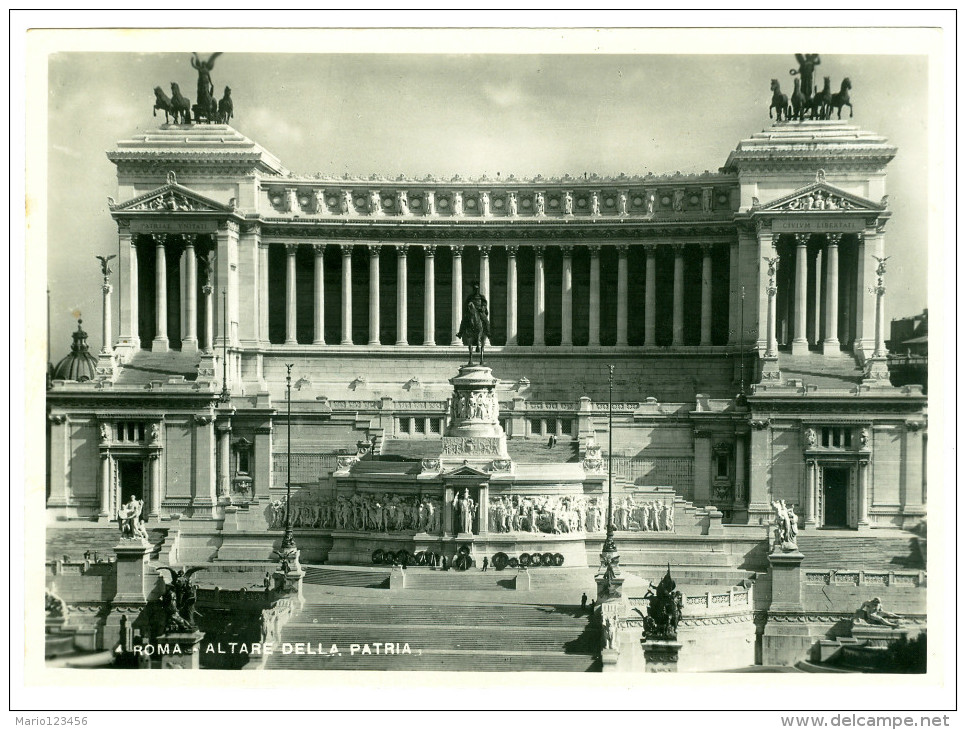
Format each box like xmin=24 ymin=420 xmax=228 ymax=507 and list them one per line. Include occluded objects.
xmin=777 ymin=352 xmax=864 ymax=388
xmin=507 ymin=439 xmax=579 ymax=463
xmin=46 ymin=526 xmax=168 ymax=561
xmin=265 ymin=601 xmax=599 ymax=671
xmin=115 ymin=350 xmax=202 ymax=385
xmin=303 ymin=566 xmax=391 ymax=589
xmin=796 ymin=534 xmax=925 ymax=571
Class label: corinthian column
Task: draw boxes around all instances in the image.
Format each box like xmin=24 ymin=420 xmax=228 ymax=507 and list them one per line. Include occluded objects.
xmin=792 ymin=233 xmax=809 ymax=354
xmin=202 ymin=284 xmax=214 ymax=353
xmin=479 ymin=245 xmax=490 ymax=345
xmin=506 ymin=245 xmax=518 ymax=345
xmin=560 ymin=245 xmax=573 ymax=347
xmin=284 ymin=244 xmax=298 ymax=345
xmin=616 ymin=244 xmax=628 ymax=346
xmin=312 ymin=244 xmax=325 ymax=345
xmin=644 ymin=244 xmax=656 ymax=346
xmin=258 ymin=244 xmax=269 ymax=343
xmin=533 ymin=245 xmax=546 ymax=346
xmin=368 ymin=244 xmax=381 ymax=346
xmin=450 ymin=246 xmax=463 ymax=346
xmin=152 ymin=233 xmax=169 ymax=352
xmin=423 ymin=245 xmax=436 ymax=346
xmin=182 ymin=235 xmax=198 ymax=351
xmin=341 ymin=244 xmax=353 ymax=345
xmin=588 ymin=245 xmax=601 ymax=347
xmin=823 ymin=233 xmax=841 ymax=355
xmin=672 ymin=244 xmax=685 ymax=346
xmin=396 ymin=245 xmax=408 ymax=345
xmin=700 ymin=244 xmax=713 ymax=346
xmin=765 ymin=253 xmax=779 ymax=358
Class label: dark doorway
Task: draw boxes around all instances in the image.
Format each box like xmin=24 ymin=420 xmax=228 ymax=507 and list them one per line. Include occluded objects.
xmin=118 ymin=460 xmax=146 ymax=513
xmin=823 ymin=467 xmax=849 ymax=528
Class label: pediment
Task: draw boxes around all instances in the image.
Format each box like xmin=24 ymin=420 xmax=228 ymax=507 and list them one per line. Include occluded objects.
xmin=444 ymin=465 xmax=490 ymax=478
xmin=757 ymin=182 xmax=886 ymax=213
xmin=109 ymin=179 xmax=234 ymax=214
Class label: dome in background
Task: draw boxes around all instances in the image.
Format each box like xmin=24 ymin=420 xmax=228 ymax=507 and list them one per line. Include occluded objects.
xmin=52 ymin=320 xmax=97 ymax=382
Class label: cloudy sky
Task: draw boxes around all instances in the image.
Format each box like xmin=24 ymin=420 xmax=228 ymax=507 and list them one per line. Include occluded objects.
xmin=45 ymin=49 xmax=929 ymax=355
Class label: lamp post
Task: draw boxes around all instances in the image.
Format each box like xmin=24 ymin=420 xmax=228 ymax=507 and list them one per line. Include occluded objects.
xmin=603 ymin=364 xmax=617 ymax=553
xmin=218 ymin=289 xmax=230 ymax=403
xmin=280 ymin=363 xmax=297 ymax=553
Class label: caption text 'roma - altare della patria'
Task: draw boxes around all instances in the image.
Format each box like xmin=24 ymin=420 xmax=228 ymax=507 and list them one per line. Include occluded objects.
xmin=45 ymin=53 xmax=927 ymax=673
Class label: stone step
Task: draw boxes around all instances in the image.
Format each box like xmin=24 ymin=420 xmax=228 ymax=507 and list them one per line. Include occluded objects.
xmin=295 ymin=602 xmax=588 ymax=628
xmin=505 ymin=439 xmax=579 ymax=463
xmin=400 ymin=571 xmax=515 ymax=591
xmin=266 ymin=650 xmax=598 ymax=672
xmin=46 ymin=527 xmax=168 ymax=562
xmin=303 ymin=566 xmax=390 ymax=589
xmin=625 ymin=567 xmax=755 ymax=587
xmin=796 ymin=535 xmax=924 ymax=571
xmin=280 ymin=624 xmax=591 ymax=653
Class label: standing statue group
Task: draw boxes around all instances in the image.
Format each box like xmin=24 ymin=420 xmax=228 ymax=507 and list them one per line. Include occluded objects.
xmin=269 ymin=493 xmax=445 ymax=533
xmin=770 ymin=54 xmax=853 ymax=121
xmin=771 ymin=498 xmax=799 ymax=552
xmin=116 ymin=494 xmax=148 ymax=539
xmin=153 ymin=53 xmax=233 ymax=125
xmin=614 ymin=496 xmax=674 ymax=532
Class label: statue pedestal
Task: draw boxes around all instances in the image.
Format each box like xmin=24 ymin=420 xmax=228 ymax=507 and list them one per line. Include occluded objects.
xmin=863 ymin=357 xmax=891 ymax=386
xmin=762 ymin=549 xmax=813 ymax=665
xmin=442 ymin=365 xmax=509 ymax=469
xmin=157 ymin=630 xmax=205 ymax=669
xmin=600 ymin=648 xmax=620 ymax=672
xmin=641 ymin=639 xmax=682 ymax=672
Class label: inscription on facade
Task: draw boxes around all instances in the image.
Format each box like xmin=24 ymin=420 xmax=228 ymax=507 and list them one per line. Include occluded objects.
xmin=771 ymin=217 xmax=866 ymax=233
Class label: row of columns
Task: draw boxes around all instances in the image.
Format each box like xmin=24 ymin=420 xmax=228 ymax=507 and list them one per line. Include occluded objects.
xmin=273 ymin=242 xmax=721 ymax=347
xmin=149 ymin=233 xmax=215 ymax=354
xmin=772 ymin=232 xmax=847 ymax=357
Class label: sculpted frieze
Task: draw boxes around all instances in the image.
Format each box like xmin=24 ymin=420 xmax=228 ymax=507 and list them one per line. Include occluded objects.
xmin=269 ymin=493 xmax=444 ymax=533
xmin=442 ymin=436 xmax=502 ymax=456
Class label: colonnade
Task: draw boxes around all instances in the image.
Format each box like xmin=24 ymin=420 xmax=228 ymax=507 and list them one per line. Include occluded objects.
xmin=267 ymin=242 xmax=724 ymax=347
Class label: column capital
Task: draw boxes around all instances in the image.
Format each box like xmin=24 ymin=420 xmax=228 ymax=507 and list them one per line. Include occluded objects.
xmin=367 ymin=244 xmax=381 ymax=257
xmin=151 ymin=233 xmax=167 ymax=246
xmin=672 ymin=243 xmax=686 ymax=255
xmin=616 ymin=243 xmax=629 ymax=256
xmin=559 ymin=243 xmax=573 ymax=256
xmin=700 ymin=242 xmax=714 ymax=255
xmin=827 ymin=233 xmax=842 ymax=246
xmin=477 ymin=244 xmax=490 ymax=258
xmin=396 ymin=243 xmax=409 ymax=257
xmin=182 ymin=233 xmax=197 ymax=247
xmin=340 ymin=243 xmax=354 ymax=256
xmin=202 ymin=283 xmax=213 ymax=296
xmin=771 ymin=233 xmax=781 ymax=247
xmin=587 ymin=244 xmax=601 ymax=256
xmin=449 ymin=244 xmax=463 ymax=258
xmin=424 ymin=244 xmax=437 ymax=256
xmin=643 ymin=243 xmax=657 ymax=255
xmin=794 ymin=233 xmax=810 ymax=246
xmin=506 ymin=244 xmax=519 ymax=256
xmin=533 ymin=244 xmax=546 ymax=257
xmin=312 ymin=243 xmax=325 ymax=256
xmin=284 ymin=243 xmax=298 ymax=255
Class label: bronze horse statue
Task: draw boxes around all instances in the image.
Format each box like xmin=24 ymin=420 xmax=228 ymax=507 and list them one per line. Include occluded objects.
xmin=768 ymin=79 xmax=791 ymax=121
xmin=790 ymin=77 xmax=807 ymax=122
xmin=153 ymin=87 xmax=174 ymax=124
xmin=810 ymin=76 xmax=832 ymax=120
xmin=169 ymin=83 xmax=192 ymax=124
xmin=218 ymin=86 xmax=233 ymax=124
xmin=456 ymin=281 xmax=490 ymax=366
xmin=829 ymin=77 xmax=853 ymax=119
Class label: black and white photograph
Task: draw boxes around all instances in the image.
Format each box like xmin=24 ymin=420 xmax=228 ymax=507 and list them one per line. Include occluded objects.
xmin=14 ymin=15 xmax=955 ymax=720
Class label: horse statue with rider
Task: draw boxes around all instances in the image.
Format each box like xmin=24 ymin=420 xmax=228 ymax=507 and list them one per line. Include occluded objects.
xmin=456 ymin=280 xmax=490 ymax=366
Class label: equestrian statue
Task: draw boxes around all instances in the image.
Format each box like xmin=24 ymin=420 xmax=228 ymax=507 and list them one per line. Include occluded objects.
xmin=456 ymin=280 xmax=490 ymax=366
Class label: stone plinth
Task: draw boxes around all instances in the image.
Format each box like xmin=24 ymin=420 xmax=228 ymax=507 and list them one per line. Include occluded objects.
xmin=761 ymin=549 xmax=813 ymax=665
xmin=601 ymin=648 xmax=620 ymax=672
xmin=851 ymin=623 xmax=911 ymax=647
xmin=157 ymin=630 xmax=205 ymax=669
xmin=443 ymin=366 xmax=508 ymax=467
xmin=766 ymin=549 xmax=804 ymax=612
xmin=113 ymin=537 xmax=154 ymax=603
xmin=642 ymin=639 xmax=682 ymax=672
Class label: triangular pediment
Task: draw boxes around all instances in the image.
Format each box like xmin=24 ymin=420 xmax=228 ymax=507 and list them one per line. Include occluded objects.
xmin=758 ymin=182 xmax=886 ymax=213
xmin=109 ymin=179 xmax=234 ymax=214
xmin=445 ymin=465 xmax=490 ymax=478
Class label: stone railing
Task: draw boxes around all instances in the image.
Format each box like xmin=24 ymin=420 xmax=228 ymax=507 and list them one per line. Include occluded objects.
xmin=627 ymin=586 xmax=752 ymax=620
xmin=803 ymin=569 xmax=926 ymax=588
xmin=45 ymin=558 xmax=115 ymax=576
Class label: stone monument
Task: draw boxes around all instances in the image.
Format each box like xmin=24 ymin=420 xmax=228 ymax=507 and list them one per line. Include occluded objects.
xmin=441 ymin=365 xmax=509 ymax=470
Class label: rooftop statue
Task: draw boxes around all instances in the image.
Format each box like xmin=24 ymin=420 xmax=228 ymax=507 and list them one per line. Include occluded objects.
xmin=456 ymin=280 xmax=490 ymax=366
xmin=190 ymin=52 xmax=222 ymax=123
xmin=790 ymin=54 xmax=821 ymax=100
